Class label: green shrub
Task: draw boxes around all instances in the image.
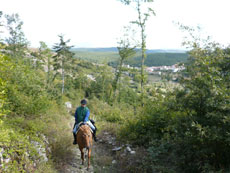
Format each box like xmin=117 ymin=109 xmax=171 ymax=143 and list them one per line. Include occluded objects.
xmin=88 ymin=97 xmax=134 ymax=123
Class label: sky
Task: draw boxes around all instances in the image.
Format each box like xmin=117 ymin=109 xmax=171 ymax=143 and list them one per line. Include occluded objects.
xmin=1 ymin=0 xmax=230 ymax=49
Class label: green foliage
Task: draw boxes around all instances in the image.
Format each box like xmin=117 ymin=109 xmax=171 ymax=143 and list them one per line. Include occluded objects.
xmin=126 ymin=52 xmax=188 ymax=67
xmin=87 ymin=65 xmax=114 ymax=103
xmin=74 ymin=48 xmax=187 ymax=67
xmin=0 ymin=49 xmax=10 ymax=117
xmin=1 ymin=59 xmax=51 ymax=116
xmin=4 ymin=9 xmax=230 ymax=173
xmin=169 ymin=45 xmax=230 ymax=172
xmin=0 ymin=31 xmax=70 ymax=172
xmin=120 ymin=41 xmax=230 ymax=172
xmin=88 ymin=97 xmax=134 ymax=123
xmin=37 ymin=41 xmax=54 ymax=88
xmin=113 ymin=26 xmax=136 ymax=95
xmin=0 ymin=114 xmax=54 ymax=173
xmin=73 ymin=51 xmax=120 ymax=64
xmin=52 ymin=34 xmax=74 ymax=94
xmin=42 ymin=104 xmax=75 ymax=166
xmin=122 ymin=0 xmax=155 ymax=98
xmin=4 ymin=13 xmax=28 ymax=59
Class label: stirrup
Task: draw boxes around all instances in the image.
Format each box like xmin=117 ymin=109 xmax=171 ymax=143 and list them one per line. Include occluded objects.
xmin=73 ymin=140 xmax=77 ymax=145
xmin=93 ymin=136 xmax=98 ymax=142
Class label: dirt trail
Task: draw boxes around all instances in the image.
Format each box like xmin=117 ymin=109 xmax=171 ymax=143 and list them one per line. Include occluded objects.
xmin=61 ymin=119 xmax=95 ymax=173
xmin=62 ymin=115 xmax=141 ymax=173
xmin=62 ymin=130 xmax=142 ymax=173
xmin=63 ymin=146 xmax=94 ymax=173
xmin=62 ymin=132 xmax=115 ymax=173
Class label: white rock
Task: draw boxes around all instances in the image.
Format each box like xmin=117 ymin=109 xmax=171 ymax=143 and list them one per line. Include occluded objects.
xmin=112 ymin=160 xmax=117 ymax=164
xmin=87 ymin=75 xmax=96 ymax=81
xmin=130 ymin=151 xmax=136 ymax=154
xmin=126 ymin=146 xmax=132 ymax=152
xmin=31 ymin=141 xmax=48 ymax=162
xmin=0 ymin=148 xmax=4 ymax=164
xmin=112 ymin=147 xmax=122 ymax=151
xmin=5 ymin=158 xmax=10 ymax=163
xmin=65 ymin=102 xmax=72 ymax=109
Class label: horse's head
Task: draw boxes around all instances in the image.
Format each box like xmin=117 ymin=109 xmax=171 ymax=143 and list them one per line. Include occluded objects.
xmin=78 ymin=124 xmax=93 ymax=149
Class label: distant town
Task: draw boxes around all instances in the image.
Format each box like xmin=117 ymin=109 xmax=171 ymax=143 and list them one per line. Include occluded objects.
xmin=122 ymin=64 xmax=185 ymax=75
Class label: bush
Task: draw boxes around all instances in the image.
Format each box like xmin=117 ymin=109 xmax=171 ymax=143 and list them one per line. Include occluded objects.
xmin=88 ymin=97 xmax=134 ymax=123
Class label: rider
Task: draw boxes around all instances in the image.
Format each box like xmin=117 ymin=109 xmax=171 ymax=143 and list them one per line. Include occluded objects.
xmin=73 ymin=99 xmax=98 ymax=145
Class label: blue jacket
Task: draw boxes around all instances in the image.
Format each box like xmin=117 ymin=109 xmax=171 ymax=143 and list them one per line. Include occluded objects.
xmin=74 ymin=106 xmax=90 ymax=123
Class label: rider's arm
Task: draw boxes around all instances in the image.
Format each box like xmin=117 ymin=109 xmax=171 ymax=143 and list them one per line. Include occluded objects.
xmin=74 ymin=108 xmax=78 ymax=123
xmin=83 ymin=109 xmax=90 ymax=123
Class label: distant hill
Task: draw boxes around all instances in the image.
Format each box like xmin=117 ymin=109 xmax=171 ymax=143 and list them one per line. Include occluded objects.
xmin=71 ymin=47 xmax=118 ymax=52
xmin=71 ymin=47 xmax=187 ymax=53
xmin=146 ymin=49 xmax=187 ymax=54
xmin=72 ymin=47 xmax=188 ymax=66
xmin=127 ymin=53 xmax=188 ymax=67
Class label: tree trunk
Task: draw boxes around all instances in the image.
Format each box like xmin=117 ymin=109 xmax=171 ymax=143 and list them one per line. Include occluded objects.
xmin=61 ymin=59 xmax=65 ymax=94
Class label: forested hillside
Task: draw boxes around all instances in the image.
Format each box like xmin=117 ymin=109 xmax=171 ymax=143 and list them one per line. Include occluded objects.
xmin=72 ymin=48 xmax=188 ymax=66
xmin=127 ymin=52 xmax=188 ymax=66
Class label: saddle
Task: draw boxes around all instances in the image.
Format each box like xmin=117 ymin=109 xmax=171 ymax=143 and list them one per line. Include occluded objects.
xmin=76 ymin=122 xmax=93 ymax=134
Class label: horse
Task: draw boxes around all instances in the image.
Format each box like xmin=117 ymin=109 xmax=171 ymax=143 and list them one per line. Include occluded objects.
xmin=76 ymin=124 xmax=93 ymax=170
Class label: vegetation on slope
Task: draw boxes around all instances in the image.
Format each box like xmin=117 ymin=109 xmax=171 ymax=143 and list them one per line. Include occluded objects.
xmin=72 ymin=48 xmax=188 ymax=67
xmin=127 ymin=52 xmax=188 ymax=66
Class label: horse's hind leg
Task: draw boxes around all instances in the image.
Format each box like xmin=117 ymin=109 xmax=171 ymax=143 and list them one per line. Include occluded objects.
xmin=80 ymin=148 xmax=84 ymax=165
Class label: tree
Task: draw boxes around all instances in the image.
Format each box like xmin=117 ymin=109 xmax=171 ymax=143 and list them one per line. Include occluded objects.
xmin=0 ymin=44 xmax=10 ymax=117
xmin=120 ymin=0 xmax=155 ymax=103
xmin=113 ymin=26 xmax=136 ymax=99
xmin=89 ymin=65 xmax=113 ymax=103
xmin=38 ymin=41 xmax=54 ymax=88
xmin=52 ymin=35 xmax=74 ymax=94
xmin=0 ymin=11 xmax=3 ymax=42
xmin=4 ymin=13 xmax=28 ymax=59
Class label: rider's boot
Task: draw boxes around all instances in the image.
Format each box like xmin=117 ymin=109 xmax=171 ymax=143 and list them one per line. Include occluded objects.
xmin=93 ymin=127 xmax=98 ymax=142
xmin=73 ymin=133 xmax=77 ymax=145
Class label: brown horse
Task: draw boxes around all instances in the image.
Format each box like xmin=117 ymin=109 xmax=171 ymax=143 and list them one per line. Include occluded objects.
xmin=76 ymin=124 xmax=93 ymax=170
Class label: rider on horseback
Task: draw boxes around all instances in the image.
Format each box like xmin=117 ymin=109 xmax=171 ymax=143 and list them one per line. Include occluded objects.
xmin=73 ymin=99 xmax=98 ymax=145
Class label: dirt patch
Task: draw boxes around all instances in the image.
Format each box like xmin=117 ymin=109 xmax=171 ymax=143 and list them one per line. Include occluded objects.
xmin=92 ymin=131 xmax=149 ymax=173
xmin=60 ymin=146 xmax=94 ymax=173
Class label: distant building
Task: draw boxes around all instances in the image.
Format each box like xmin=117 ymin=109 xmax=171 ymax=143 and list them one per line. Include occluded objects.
xmin=145 ymin=64 xmax=185 ymax=73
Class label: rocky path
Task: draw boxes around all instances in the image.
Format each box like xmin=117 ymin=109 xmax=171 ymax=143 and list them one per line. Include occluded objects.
xmin=62 ymin=132 xmax=115 ymax=173
xmin=62 ymin=119 xmax=95 ymax=173
xmin=63 ymin=146 xmax=94 ymax=173
xmin=62 ymin=110 xmax=140 ymax=173
xmin=61 ymin=130 xmax=141 ymax=173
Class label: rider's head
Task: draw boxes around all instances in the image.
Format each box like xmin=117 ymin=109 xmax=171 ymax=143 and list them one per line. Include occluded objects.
xmin=80 ymin=99 xmax=87 ymax=107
